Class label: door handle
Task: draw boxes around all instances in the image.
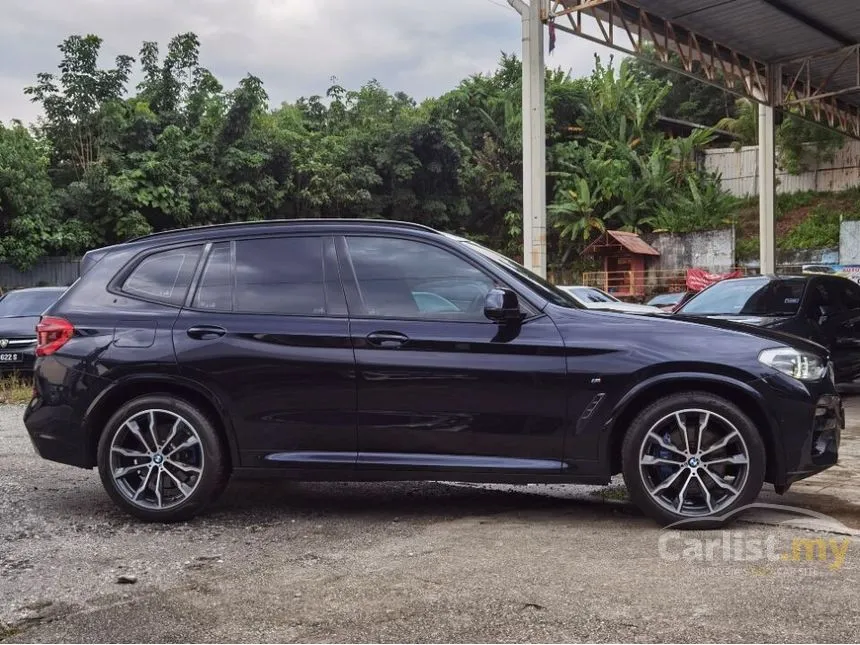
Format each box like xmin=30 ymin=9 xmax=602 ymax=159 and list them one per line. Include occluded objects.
xmin=187 ymin=325 xmax=227 ymax=340
xmin=366 ymin=331 xmax=409 ymax=348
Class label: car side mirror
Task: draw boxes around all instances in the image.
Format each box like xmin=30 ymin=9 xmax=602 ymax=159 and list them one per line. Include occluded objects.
xmin=484 ymin=288 xmax=522 ymax=323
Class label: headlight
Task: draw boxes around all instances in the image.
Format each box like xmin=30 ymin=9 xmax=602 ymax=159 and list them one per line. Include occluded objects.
xmin=758 ymin=347 xmax=827 ymax=381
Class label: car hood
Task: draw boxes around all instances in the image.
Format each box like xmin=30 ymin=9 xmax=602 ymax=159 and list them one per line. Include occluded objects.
xmin=0 ymin=315 xmax=39 ymax=337
xmin=669 ymin=313 xmax=825 ymax=353
xmin=548 ymin=304 xmax=828 ymax=365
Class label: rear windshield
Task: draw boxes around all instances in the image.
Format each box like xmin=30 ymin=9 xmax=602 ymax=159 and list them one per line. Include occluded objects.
xmin=0 ymin=290 xmax=63 ymax=317
xmin=679 ymin=278 xmax=806 ymax=316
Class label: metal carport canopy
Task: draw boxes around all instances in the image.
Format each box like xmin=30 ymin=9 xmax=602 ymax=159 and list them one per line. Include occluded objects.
xmin=508 ymin=0 xmax=860 ymax=278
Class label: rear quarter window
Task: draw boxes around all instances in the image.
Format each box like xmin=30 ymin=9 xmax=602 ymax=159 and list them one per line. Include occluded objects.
xmin=122 ymin=246 xmax=202 ymax=306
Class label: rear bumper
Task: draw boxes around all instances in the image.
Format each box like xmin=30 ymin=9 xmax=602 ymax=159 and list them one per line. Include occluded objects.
xmin=23 ymin=357 xmax=97 ymax=469
xmin=24 ymin=396 xmax=92 ymax=468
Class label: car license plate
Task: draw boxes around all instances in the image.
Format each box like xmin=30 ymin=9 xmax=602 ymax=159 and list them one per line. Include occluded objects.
xmin=0 ymin=353 xmax=22 ymax=362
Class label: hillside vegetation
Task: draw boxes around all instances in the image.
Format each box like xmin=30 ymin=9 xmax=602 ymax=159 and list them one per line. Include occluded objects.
xmin=733 ymin=187 xmax=860 ymax=262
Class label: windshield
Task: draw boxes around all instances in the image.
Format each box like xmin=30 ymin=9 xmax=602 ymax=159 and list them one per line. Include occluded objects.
xmin=566 ymin=287 xmax=618 ymax=303
xmin=678 ymin=278 xmax=806 ymax=316
xmin=0 ymin=289 xmax=63 ymax=317
xmin=458 ymin=239 xmax=582 ymax=308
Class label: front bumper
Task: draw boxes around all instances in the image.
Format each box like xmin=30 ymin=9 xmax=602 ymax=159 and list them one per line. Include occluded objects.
xmin=785 ymin=392 xmax=842 ymax=485
xmin=754 ymin=372 xmax=843 ymax=488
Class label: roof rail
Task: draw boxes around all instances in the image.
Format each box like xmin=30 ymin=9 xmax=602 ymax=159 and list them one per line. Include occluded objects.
xmin=128 ymin=218 xmax=440 ymax=243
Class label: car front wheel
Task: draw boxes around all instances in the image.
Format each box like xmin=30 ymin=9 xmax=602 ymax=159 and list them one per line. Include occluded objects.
xmin=621 ymin=391 xmax=766 ymax=528
xmin=97 ymin=395 xmax=229 ymax=522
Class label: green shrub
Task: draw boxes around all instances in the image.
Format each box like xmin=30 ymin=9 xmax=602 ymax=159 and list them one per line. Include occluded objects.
xmin=778 ymin=204 xmax=840 ymax=250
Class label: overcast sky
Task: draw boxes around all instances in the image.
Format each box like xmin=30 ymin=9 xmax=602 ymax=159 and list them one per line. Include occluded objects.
xmin=0 ymin=0 xmax=616 ymax=124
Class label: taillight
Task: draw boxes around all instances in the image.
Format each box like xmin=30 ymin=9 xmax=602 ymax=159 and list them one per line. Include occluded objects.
xmin=36 ymin=317 xmax=75 ymax=357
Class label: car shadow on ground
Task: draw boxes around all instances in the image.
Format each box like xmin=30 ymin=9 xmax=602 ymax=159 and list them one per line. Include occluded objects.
xmin=208 ymin=480 xmax=644 ymax=531
xmin=39 ymin=477 xmax=643 ymax=531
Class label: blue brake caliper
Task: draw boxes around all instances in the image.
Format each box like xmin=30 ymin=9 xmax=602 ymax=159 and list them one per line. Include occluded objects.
xmin=658 ymin=431 xmax=676 ymax=481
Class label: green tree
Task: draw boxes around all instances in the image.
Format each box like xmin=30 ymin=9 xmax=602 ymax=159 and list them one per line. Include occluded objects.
xmin=628 ymin=49 xmax=734 ymax=126
xmin=0 ymin=123 xmax=90 ymax=268
xmin=10 ymin=34 xmax=744 ymax=274
xmin=25 ymin=35 xmax=134 ymax=177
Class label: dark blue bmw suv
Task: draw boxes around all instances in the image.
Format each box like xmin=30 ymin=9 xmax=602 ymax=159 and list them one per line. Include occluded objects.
xmin=24 ymin=220 xmax=842 ymax=526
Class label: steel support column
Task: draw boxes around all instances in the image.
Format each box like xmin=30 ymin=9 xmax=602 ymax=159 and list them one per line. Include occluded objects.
xmin=758 ymin=101 xmax=776 ymax=274
xmin=509 ymin=0 xmax=547 ymax=277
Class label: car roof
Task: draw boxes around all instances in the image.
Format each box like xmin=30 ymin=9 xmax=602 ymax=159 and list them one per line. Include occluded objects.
xmin=127 ymin=218 xmax=440 ymax=246
xmin=718 ymin=275 xmax=809 ymax=283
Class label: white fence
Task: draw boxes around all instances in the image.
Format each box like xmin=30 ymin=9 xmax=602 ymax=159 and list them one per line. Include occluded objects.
xmin=703 ymin=140 xmax=860 ymax=196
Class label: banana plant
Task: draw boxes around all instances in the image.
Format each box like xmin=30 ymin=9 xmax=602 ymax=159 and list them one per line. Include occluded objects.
xmin=549 ymin=176 xmax=623 ymax=242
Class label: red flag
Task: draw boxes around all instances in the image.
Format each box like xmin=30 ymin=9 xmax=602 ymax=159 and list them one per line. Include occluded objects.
xmin=685 ymin=268 xmax=743 ymax=292
xmin=548 ymin=19 xmax=556 ymax=53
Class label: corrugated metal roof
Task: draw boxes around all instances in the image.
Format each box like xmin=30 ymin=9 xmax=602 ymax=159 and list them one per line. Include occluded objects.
xmin=583 ymin=231 xmax=661 ymax=256
xmin=609 ymin=230 xmax=661 ymax=255
xmin=634 ymin=0 xmax=860 ymax=109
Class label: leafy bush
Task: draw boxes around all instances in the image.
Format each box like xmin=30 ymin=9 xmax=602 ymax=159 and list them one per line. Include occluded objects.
xmin=778 ymin=204 xmax=840 ymax=250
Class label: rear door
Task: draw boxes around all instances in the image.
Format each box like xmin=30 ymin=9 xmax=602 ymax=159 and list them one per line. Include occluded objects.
xmin=107 ymin=244 xmax=204 ymax=379
xmin=174 ymin=235 xmax=357 ymax=469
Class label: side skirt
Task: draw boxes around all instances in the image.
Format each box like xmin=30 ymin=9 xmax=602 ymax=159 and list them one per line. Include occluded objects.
xmin=232 ymin=467 xmax=611 ymax=485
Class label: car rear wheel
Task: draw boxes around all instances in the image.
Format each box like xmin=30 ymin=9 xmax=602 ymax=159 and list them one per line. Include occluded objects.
xmin=621 ymin=391 xmax=765 ymax=528
xmin=97 ymin=395 xmax=229 ymax=522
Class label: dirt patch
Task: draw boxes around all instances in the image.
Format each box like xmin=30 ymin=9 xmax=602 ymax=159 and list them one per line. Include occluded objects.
xmin=736 ymin=204 xmax=759 ymax=237
xmin=776 ymin=206 xmax=812 ymax=238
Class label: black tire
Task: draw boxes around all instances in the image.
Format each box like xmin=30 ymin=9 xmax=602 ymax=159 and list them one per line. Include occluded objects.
xmin=97 ymin=394 xmax=229 ymax=522
xmin=621 ymin=391 xmax=766 ymax=529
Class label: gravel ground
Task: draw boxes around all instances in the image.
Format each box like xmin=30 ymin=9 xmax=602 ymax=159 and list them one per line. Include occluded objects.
xmin=2 ymin=403 xmax=859 ymax=643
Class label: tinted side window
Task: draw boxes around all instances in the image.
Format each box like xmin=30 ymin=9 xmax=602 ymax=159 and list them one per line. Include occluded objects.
xmin=123 ymin=246 xmax=201 ymax=305
xmin=192 ymin=243 xmax=232 ymax=311
xmin=234 ymin=237 xmax=326 ymax=315
xmin=345 ymin=237 xmax=494 ymax=319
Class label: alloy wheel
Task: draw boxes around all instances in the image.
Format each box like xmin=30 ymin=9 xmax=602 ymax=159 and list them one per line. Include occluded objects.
xmin=638 ymin=408 xmax=750 ymax=517
xmin=109 ymin=409 xmax=205 ymax=510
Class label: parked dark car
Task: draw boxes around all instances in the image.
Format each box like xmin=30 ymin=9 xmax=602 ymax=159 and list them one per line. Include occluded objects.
xmin=674 ymin=274 xmax=860 ymax=383
xmin=0 ymin=287 xmax=67 ymax=372
xmin=24 ymin=221 xmax=842 ymax=527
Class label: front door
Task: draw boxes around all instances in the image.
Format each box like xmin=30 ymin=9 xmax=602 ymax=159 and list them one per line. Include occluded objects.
xmin=174 ymin=235 xmax=357 ymax=468
xmin=337 ymin=234 xmax=569 ymax=473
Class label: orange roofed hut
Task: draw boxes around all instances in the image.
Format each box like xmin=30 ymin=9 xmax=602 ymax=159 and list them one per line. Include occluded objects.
xmin=581 ymin=230 xmax=660 ymax=298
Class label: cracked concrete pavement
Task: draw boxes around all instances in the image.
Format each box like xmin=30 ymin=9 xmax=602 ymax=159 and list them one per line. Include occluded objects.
xmin=1 ymin=395 xmax=859 ymax=643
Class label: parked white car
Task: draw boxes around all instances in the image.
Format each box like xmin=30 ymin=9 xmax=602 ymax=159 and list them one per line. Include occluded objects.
xmin=559 ymin=286 xmax=662 ymax=314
